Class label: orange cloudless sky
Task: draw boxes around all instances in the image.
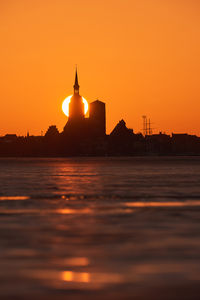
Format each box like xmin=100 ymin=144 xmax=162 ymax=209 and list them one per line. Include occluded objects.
xmin=0 ymin=0 xmax=200 ymax=136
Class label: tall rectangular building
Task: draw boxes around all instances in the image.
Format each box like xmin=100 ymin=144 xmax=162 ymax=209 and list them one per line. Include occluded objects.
xmin=89 ymin=100 xmax=106 ymax=137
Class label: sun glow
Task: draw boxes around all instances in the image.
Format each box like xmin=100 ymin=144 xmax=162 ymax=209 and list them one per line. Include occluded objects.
xmin=62 ymin=95 xmax=88 ymax=117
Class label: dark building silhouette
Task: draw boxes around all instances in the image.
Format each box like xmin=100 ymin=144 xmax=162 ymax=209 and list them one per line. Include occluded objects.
xmin=1 ymin=69 xmax=200 ymax=157
xmin=68 ymin=69 xmax=85 ymax=121
xmin=45 ymin=125 xmax=59 ymax=138
xmin=63 ymin=70 xmax=106 ymax=141
xmin=89 ymin=100 xmax=106 ymax=137
xmin=171 ymin=133 xmax=200 ymax=154
xmin=110 ymin=119 xmax=133 ymax=138
xmin=145 ymin=132 xmax=172 ymax=154
xmin=108 ymin=120 xmax=134 ymax=155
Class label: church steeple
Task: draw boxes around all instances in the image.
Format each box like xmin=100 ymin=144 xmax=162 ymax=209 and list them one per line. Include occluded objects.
xmin=68 ymin=68 xmax=84 ymax=121
xmin=73 ymin=67 xmax=80 ymax=94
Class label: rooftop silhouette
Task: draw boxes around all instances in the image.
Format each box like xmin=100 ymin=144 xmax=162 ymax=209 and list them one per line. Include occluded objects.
xmin=0 ymin=71 xmax=200 ymax=156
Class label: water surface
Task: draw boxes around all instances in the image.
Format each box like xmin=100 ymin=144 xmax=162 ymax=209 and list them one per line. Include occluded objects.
xmin=0 ymin=157 xmax=200 ymax=299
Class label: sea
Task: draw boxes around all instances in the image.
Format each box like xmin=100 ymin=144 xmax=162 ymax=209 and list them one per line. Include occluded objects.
xmin=0 ymin=156 xmax=200 ymax=300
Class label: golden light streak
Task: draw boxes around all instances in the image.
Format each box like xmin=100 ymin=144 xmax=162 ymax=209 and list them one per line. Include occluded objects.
xmin=0 ymin=196 xmax=29 ymax=200
xmin=62 ymin=271 xmax=90 ymax=283
xmin=125 ymin=201 xmax=200 ymax=207
xmin=57 ymin=208 xmax=92 ymax=214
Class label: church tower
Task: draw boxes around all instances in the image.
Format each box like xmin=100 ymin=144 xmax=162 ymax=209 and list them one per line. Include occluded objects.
xmin=68 ymin=68 xmax=85 ymax=121
xmin=63 ymin=70 xmax=106 ymax=142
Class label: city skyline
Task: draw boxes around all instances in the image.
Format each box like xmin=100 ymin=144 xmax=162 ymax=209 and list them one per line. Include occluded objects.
xmin=0 ymin=0 xmax=200 ymax=136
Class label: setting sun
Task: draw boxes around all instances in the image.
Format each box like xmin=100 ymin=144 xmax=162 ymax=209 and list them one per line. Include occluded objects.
xmin=62 ymin=95 xmax=88 ymax=117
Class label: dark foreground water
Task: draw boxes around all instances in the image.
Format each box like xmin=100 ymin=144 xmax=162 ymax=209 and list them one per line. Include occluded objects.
xmin=1 ymin=157 xmax=200 ymax=300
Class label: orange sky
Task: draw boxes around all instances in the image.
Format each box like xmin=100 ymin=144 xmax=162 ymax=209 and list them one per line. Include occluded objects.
xmin=0 ymin=0 xmax=200 ymax=136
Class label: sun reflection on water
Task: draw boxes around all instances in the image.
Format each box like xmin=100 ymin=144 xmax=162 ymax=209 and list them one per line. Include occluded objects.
xmin=62 ymin=271 xmax=90 ymax=283
xmin=61 ymin=271 xmax=123 ymax=285
xmin=57 ymin=208 xmax=92 ymax=214
xmin=125 ymin=201 xmax=200 ymax=208
xmin=0 ymin=196 xmax=29 ymax=200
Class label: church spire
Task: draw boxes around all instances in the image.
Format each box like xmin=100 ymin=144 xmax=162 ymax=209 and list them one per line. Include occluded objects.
xmin=73 ymin=67 xmax=80 ymax=94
